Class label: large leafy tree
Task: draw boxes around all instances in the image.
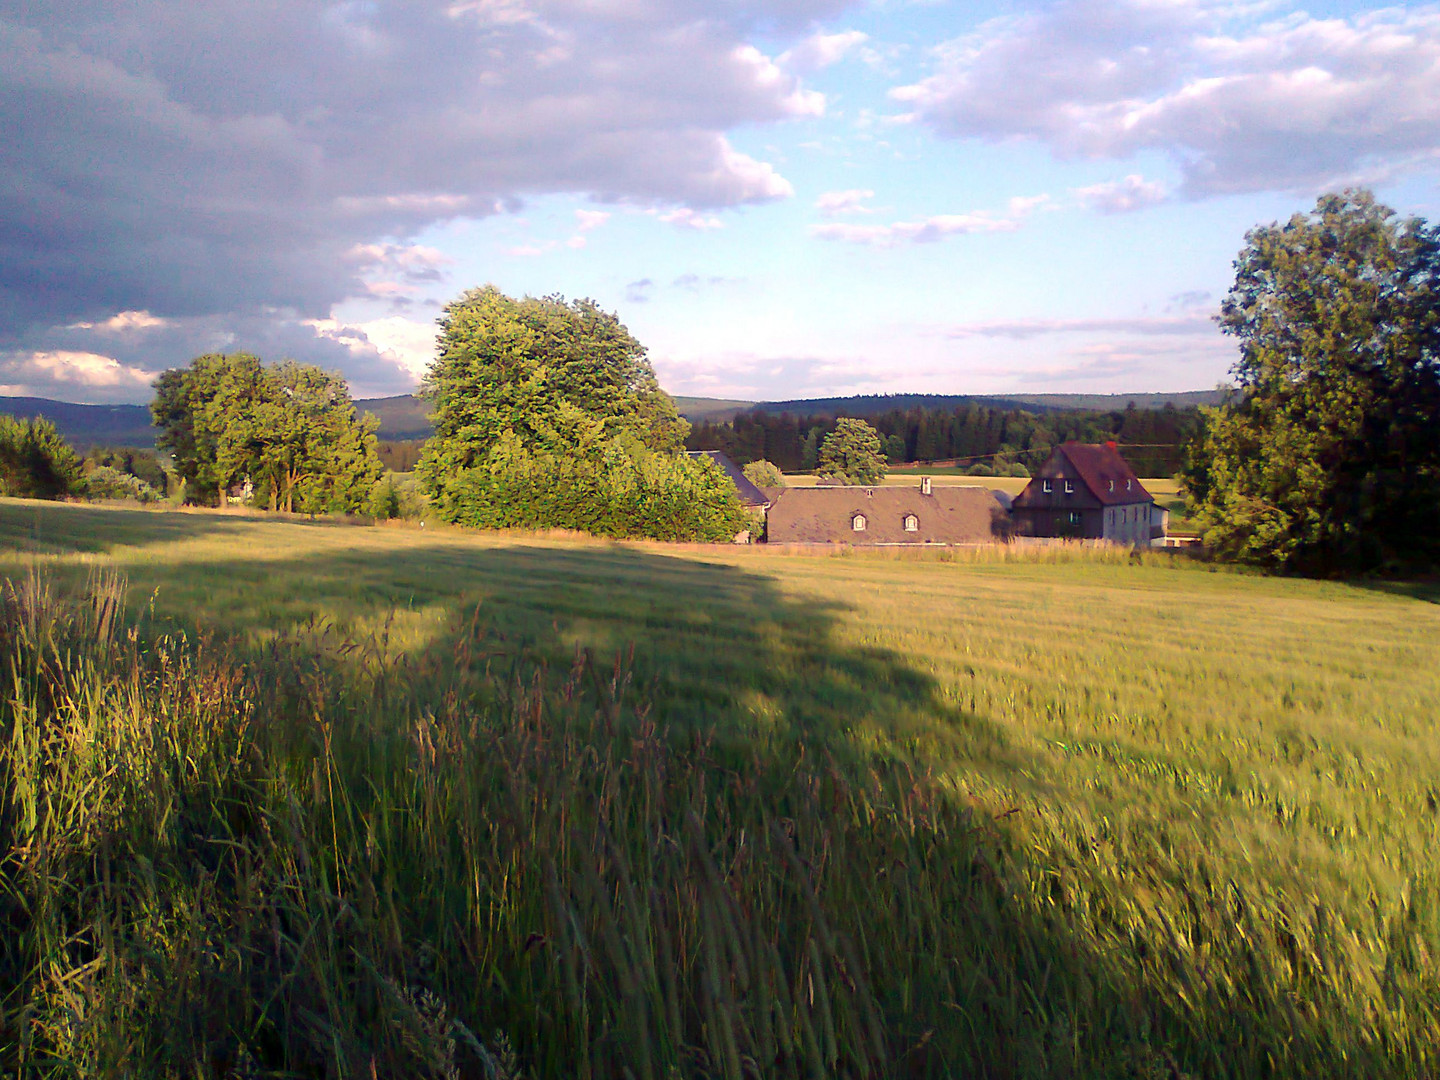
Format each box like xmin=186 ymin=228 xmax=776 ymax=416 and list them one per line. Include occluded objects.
xmin=152 ymin=354 xmax=381 ymax=512
xmin=417 ymin=286 xmax=688 ymax=497
xmin=817 ymin=418 xmax=887 ymax=485
xmin=417 ymin=287 xmax=753 ymax=540
xmin=1185 ymin=190 xmax=1440 ymax=574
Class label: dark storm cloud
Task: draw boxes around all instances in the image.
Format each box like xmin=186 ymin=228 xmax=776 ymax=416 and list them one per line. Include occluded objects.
xmin=0 ymin=0 xmax=843 ymax=393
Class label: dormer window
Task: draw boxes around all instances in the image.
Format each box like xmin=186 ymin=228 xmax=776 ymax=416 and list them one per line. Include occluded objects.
xmin=1126 ymin=479 xmax=1132 ymax=491
xmin=852 ymin=514 xmax=867 ymax=532
xmin=903 ymin=514 xmax=919 ymax=532
xmin=1108 ymin=480 xmax=1115 ymax=492
xmin=1042 ymin=480 xmax=1053 ymax=493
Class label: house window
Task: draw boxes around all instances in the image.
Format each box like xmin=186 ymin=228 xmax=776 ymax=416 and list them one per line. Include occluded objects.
xmin=852 ymin=514 xmax=867 ymax=532
xmin=1068 ymin=512 xmax=1081 ymax=525
xmin=1108 ymin=480 xmax=1115 ymax=492
xmin=1064 ymin=480 xmax=1074 ymax=494
xmin=1126 ymin=479 xmax=1132 ymax=491
xmin=1042 ymin=479 xmax=1053 ymax=493
xmin=903 ymin=514 xmax=919 ymax=532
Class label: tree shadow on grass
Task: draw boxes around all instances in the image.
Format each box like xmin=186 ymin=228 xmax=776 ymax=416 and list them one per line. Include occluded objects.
xmin=134 ymin=536 xmax=1021 ymax=770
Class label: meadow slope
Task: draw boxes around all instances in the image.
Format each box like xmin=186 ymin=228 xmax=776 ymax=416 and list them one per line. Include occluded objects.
xmin=1 ymin=499 xmax=1437 ymax=1077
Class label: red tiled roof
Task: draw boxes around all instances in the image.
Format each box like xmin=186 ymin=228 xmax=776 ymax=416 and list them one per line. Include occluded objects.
xmin=1058 ymin=442 xmax=1152 ymax=506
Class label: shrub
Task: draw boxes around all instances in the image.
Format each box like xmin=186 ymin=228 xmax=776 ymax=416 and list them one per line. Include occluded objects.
xmin=367 ymin=472 xmax=430 ymax=521
xmin=443 ymin=435 xmax=755 ymax=541
xmin=83 ymin=465 xmax=159 ymax=503
xmin=742 ymin=459 xmax=786 ymax=488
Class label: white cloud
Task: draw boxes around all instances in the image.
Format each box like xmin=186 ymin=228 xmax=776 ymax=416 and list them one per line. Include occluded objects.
xmin=892 ymin=0 xmax=1440 ymax=196
xmin=308 ymin=316 xmax=437 ymax=381
xmin=659 ymin=208 xmax=725 ymax=231
xmin=0 ymin=350 xmax=159 ymax=400
xmin=1073 ymin=174 xmax=1170 ymax=213
xmin=780 ymin=30 xmax=870 ymax=72
xmin=943 ymin=314 xmax=1215 ymax=339
xmin=66 ymin=311 xmax=172 ymax=334
xmin=574 ymin=209 xmax=610 ymax=232
xmin=811 ymin=212 xmax=1019 ymax=246
xmin=816 ymin=188 xmax=876 ymax=216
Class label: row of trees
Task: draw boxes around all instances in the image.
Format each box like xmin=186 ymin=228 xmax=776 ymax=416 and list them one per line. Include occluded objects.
xmin=688 ymin=400 xmax=1200 ymax=477
xmin=153 ymin=354 xmax=383 ymax=514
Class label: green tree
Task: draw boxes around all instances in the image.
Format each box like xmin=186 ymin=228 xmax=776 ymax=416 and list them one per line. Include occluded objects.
xmin=817 ymin=418 xmax=887 ymax=485
xmin=417 ymin=286 xmax=688 ymax=506
xmin=417 ymin=287 xmax=750 ymax=540
xmin=152 ymin=354 xmax=381 ymax=513
xmin=883 ymin=433 xmax=906 ymax=464
xmin=1184 ymin=190 xmax=1440 ymax=574
xmin=0 ymin=416 xmax=84 ymax=499
xmin=152 ymin=353 xmax=262 ymax=505
xmin=742 ymin=459 xmax=785 ymax=488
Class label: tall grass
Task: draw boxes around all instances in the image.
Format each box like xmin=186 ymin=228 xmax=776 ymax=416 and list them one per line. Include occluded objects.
xmin=3 ymin=572 xmax=1438 ymax=1078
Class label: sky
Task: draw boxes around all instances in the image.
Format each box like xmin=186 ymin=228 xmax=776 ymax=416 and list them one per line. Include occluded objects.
xmin=2 ymin=0 xmax=1438 ymax=404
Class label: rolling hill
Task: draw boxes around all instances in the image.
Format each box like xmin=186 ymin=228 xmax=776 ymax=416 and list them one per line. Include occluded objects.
xmin=0 ymin=388 xmax=1227 ymax=449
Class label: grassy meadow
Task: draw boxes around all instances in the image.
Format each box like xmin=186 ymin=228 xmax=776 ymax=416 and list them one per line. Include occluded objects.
xmin=1 ymin=498 xmax=1437 ymax=1077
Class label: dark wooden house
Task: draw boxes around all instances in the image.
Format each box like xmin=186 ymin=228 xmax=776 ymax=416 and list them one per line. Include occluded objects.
xmin=1010 ymin=441 xmax=1160 ymax=544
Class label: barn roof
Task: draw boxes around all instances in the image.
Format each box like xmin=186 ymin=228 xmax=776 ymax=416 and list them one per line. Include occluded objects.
xmin=765 ymin=484 xmax=1005 ymax=544
xmin=686 ymin=450 xmax=770 ymax=507
xmin=1013 ymin=442 xmax=1153 ymax=509
xmin=1058 ymin=442 xmax=1153 ymax=505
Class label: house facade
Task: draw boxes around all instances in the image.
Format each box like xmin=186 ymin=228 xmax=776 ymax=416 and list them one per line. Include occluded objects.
xmin=764 ymin=479 xmax=1007 ymax=544
xmin=1010 ymin=441 xmax=1160 ymax=544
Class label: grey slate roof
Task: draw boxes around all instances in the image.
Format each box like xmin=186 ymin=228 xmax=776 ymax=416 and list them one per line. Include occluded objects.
xmin=765 ymin=484 xmax=1005 ymax=544
xmin=686 ymin=450 xmax=770 ymax=508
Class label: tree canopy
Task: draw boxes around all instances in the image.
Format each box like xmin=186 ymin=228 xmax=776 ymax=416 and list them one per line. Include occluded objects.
xmin=153 ymin=354 xmax=382 ymax=513
xmin=418 ymin=287 xmax=752 ymax=541
xmin=1184 ymin=190 xmax=1440 ymax=574
xmin=418 ymin=287 xmax=687 ymax=482
xmin=0 ymin=416 xmax=84 ymax=499
xmin=817 ymin=418 xmax=887 ymax=485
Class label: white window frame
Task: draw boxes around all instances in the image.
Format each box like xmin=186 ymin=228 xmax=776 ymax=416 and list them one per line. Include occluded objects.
xmin=1064 ymin=479 xmax=1074 ymax=494
xmin=903 ymin=514 xmax=919 ymax=532
xmin=852 ymin=514 xmax=867 ymax=532
xmin=1042 ymin=479 xmax=1053 ymax=493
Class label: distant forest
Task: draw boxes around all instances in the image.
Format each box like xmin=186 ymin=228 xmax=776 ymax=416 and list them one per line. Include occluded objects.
xmin=686 ymin=401 xmax=1202 ymax=477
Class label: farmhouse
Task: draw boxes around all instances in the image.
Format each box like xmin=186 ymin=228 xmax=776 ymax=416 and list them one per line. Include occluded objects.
xmin=1010 ymin=441 xmax=1160 ymax=544
xmin=765 ymin=478 xmax=1007 ymax=544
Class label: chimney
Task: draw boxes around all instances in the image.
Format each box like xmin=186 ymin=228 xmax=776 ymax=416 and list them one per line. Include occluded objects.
xmin=921 ymin=476 xmax=933 ymax=495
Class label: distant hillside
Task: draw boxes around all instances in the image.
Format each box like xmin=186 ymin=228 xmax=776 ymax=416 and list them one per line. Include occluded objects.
xmin=0 ymin=388 xmax=1227 ymax=450
xmin=0 ymin=398 xmax=155 ymax=448
xmin=671 ymin=396 xmax=755 ymax=422
xmin=748 ymin=390 xmax=1227 ymax=418
xmin=356 ymin=395 xmax=432 ymax=440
